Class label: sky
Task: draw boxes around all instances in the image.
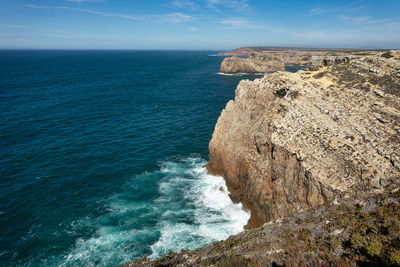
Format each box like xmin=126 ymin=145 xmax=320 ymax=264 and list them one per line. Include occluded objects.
xmin=0 ymin=0 xmax=399 ymax=50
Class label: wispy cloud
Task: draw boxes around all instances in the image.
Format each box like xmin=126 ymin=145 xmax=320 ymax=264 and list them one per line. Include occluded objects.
xmin=64 ymin=0 xmax=104 ymax=3
xmin=206 ymin=0 xmax=249 ymax=11
xmin=339 ymin=15 xmax=392 ymax=25
xmin=0 ymin=24 xmax=30 ymax=29
xmin=308 ymin=7 xmax=339 ymax=15
xmin=171 ymin=1 xmax=198 ymax=10
xmin=307 ymin=5 xmax=365 ymax=16
xmin=219 ymin=18 xmax=257 ymax=28
xmin=24 ymin=4 xmax=145 ymax=20
xmin=219 ymin=18 xmax=274 ymax=30
xmin=161 ymin=13 xmax=194 ymax=23
xmin=23 ymin=4 xmax=194 ymax=24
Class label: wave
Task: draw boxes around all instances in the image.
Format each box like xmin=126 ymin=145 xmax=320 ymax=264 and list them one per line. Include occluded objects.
xmin=217 ymin=72 xmax=265 ymax=76
xmin=49 ymin=157 xmax=249 ymax=266
xmin=149 ymin=158 xmax=249 ymax=259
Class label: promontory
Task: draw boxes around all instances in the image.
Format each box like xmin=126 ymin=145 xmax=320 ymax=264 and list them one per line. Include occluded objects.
xmin=126 ymin=49 xmax=400 ymax=266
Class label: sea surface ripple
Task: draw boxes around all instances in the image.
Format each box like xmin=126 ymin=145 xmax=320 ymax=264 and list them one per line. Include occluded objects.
xmin=0 ymin=50 xmax=304 ymax=266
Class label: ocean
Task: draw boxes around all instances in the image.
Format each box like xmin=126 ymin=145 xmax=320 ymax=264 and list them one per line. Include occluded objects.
xmin=0 ymin=50 xmax=304 ymax=266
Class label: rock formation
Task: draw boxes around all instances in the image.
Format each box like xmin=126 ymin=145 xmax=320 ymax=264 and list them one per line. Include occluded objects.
xmin=219 ymin=47 xmax=385 ymax=74
xmin=126 ymin=50 xmax=400 ymax=266
xmin=220 ymin=53 xmax=285 ymax=74
xmin=209 ymin=51 xmax=400 ymax=226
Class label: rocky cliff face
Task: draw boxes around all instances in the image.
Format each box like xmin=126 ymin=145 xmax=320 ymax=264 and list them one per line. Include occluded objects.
xmin=220 ymin=53 xmax=285 ymax=74
xmin=209 ymin=51 xmax=400 ymax=227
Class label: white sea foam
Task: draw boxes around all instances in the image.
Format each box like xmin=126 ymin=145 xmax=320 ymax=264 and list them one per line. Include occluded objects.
xmin=149 ymin=157 xmax=249 ymax=259
xmin=55 ymin=157 xmax=249 ymax=266
xmin=217 ymin=72 xmax=265 ymax=76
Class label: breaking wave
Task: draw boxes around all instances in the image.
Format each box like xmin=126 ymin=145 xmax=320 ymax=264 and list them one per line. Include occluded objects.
xmin=50 ymin=157 xmax=249 ymax=266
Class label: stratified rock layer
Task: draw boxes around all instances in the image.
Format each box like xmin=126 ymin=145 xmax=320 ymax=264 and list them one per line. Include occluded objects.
xmin=209 ymin=51 xmax=400 ymax=226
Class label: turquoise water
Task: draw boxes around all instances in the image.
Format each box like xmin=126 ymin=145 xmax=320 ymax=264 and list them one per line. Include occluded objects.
xmin=0 ymin=51 xmax=304 ymax=266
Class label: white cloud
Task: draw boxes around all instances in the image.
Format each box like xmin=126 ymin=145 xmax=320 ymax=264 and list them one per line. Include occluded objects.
xmin=23 ymin=4 xmax=194 ymax=24
xmin=64 ymin=0 xmax=104 ymax=3
xmin=206 ymin=0 xmax=248 ymax=11
xmin=24 ymin=4 xmax=145 ymax=20
xmin=219 ymin=18 xmax=266 ymax=29
xmin=339 ymin=15 xmax=393 ymax=25
xmin=163 ymin=13 xmax=194 ymax=23
xmin=0 ymin=24 xmax=30 ymax=29
xmin=308 ymin=7 xmax=338 ymax=15
xmin=171 ymin=1 xmax=198 ymax=10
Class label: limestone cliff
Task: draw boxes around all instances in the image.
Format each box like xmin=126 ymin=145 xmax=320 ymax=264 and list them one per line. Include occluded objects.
xmin=219 ymin=48 xmax=385 ymax=74
xmin=220 ymin=53 xmax=285 ymax=74
xmin=209 ymin=51 xmax=400 ymax=227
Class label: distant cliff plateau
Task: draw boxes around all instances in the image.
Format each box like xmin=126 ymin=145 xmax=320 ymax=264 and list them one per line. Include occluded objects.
xmin=126 ymin=50 xmax=400 ymax=266
xmin=219 ymin=47 xmax=389 ymax=74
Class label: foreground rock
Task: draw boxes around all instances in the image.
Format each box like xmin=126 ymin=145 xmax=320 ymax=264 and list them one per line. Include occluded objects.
xmin=220 ymin=53 xmax=285 ymax=74
xmin=209 ymin=51 xmax=400 ymax=227
xmin=125 ymin=190 xmax=400 ymax=266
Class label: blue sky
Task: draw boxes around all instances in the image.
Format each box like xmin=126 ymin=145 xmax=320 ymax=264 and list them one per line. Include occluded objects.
xmin=0 ymin=0 xmax=399 ymax=49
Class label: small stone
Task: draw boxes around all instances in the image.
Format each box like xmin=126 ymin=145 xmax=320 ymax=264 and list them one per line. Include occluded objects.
xmin=332 ymin=228 xmax=344 ymax=235
xmin=374 ymin=89 xmax=385 ymax=97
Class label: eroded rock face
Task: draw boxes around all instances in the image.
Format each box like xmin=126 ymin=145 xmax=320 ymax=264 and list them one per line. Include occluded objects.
xmin=209 ymin=52 xmax=400 ymax=226
xmin=220 ymin=53 xmax=285 ymax=74
xmin=307 ymin=55 xmax=357 ymax=71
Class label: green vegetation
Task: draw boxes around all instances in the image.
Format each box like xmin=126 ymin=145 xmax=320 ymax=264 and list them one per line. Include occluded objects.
xmin=381 ymin=52 xmax=393 ymax=58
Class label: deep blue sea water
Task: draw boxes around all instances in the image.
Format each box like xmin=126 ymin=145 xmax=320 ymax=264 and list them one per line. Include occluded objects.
xmin=0 ymin=50 xmax=304 ymax=266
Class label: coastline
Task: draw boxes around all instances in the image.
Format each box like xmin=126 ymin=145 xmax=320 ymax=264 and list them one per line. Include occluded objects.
xmin=126 ymin=49 xmax=400 ymax=266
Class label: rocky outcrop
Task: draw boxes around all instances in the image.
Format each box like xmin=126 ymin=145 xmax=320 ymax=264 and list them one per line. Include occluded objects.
xmin=220 ymin=53 xmax=285 ymax=74
xmin=125 ymin=190 xmax=400 ymax=266
xmin=219 ymin=48 xmax=388 ymax=74
xmin=307 ymin=55 xmax=357 ymax=71
xmin=209 ymin=52 xmax=400 ymax=227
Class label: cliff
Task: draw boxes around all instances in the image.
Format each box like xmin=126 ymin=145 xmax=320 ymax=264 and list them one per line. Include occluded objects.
xmin=220 ymin=53 xmax=285 ymax=74
xmin=126 ymin=50 xmax=400 ymax=266
xmin=209 ymin=51 xmax=400 ymax=227
xmin=219 ymin=48 xmax=384 ymax=74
